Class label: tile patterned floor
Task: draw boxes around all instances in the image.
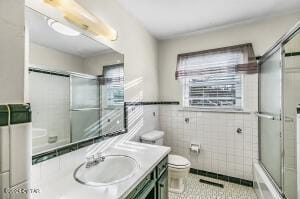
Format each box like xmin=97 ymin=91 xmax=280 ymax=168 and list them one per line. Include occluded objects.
xmin=169 ymin=174 xmax=257 ymax=199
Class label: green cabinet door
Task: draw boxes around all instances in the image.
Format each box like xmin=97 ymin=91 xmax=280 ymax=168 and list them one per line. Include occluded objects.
xmin=157 ymin=170 xmax=168 ymax=199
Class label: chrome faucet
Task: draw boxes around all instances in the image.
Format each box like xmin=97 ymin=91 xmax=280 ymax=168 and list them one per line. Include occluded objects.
xmin=86 ymin=152 xmax=105 ymax=168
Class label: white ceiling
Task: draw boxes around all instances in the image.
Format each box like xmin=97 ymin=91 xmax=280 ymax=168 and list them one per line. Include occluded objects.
xmin=116 ymin=0 xmax=300 ymax=39
xmin=26 ymin=8 xmax=112 ymax=58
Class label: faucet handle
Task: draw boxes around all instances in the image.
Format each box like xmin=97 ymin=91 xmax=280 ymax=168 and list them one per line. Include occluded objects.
xmin=86 ymin=155 xmax=94 ymax=162
xmin=95 ymin=152 xmax=103 ymax=158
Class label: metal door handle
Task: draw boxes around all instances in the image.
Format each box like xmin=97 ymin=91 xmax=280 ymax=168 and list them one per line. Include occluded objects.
xmin=255 ymin=113 xmax=275 ymax=120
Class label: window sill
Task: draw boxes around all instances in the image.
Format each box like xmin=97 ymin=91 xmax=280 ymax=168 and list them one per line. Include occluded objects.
xmin=178 ymin=107 xmax=252 ymax=114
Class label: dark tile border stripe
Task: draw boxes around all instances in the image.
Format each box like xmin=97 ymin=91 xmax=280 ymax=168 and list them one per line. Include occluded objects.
xmin=9 ymin=104 xmax=32 ymax=125
xmin=0 ymin=105 xmax=9 ymax=126
xmin=190 ymin=168 xmax=253 ymax=187
xmin=125 ymin=101 xmax=179 ymax=106
xmin=32 ymin=130 xmax=127 ymax=165
xmin=33 ymin=100 xmax=175 ymax=164
xmin=199 ymin=179 xmax=224 ymax=188
xmin=33 ymin=103 xmax=128 ymax=165
xmin=0 ymin=104 xmax=31 ymax=126
xmin=285 ymin=51 xmax=300 ymax=57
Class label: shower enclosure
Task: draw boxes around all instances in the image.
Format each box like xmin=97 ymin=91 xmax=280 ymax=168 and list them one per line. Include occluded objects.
xmin=258 ymin=22 xmax=300 ymax=199
xmin=29 ymin=66 xmax=125 ymax=154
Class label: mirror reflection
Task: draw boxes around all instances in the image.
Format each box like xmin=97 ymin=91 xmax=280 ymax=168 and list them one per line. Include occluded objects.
xmin=26 ymin=8 xmax=125 ymax=155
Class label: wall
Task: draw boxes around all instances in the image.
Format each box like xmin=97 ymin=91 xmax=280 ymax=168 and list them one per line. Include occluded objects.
xmin=0 ymin=0 xmax=26 ymax=104
xmin=0 ymin=1 xmax=33 ymax=199
xmin=25 ymin=1 xmax=160 ymax=172
xmin=26 ymin=0 xmax=159 ymax=103
xmin=83 ymin=51 xmax=124 ymax=75
xmin=30 ymin=42 xmax=84 ymax=73
xmin=127 ymin=104 xmax=160 ymax=142
xmin=157 ymin=13 xmax=300 ymax=181
xmin=158 ymin=12 xmax=300 ymax=102
xmin=78 ymin=0 xmax=159 ymax=102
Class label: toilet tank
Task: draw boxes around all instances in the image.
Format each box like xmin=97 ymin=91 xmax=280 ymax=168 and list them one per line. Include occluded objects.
xmin=140 ymin=130 xmax=164 ymax=145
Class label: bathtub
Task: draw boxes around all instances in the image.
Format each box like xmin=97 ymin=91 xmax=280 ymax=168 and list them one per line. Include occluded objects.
xmin=32 ymin=128 xmax=48 ymax=147
xmin=253 ymin=163 xmax=282 ymax=199
xmin=32 ymin=128 xmax=69 ymax=154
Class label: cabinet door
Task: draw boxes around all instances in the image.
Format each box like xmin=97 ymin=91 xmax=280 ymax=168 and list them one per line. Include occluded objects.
xmin=157 ymin=170 xmax=168 ymax=199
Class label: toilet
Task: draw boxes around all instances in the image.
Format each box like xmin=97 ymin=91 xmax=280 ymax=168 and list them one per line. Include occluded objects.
xmin=140 ymin=130 xmax=191 ymax=193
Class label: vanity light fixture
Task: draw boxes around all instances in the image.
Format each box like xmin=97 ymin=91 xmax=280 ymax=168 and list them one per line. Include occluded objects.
xmin=47 ymin=18 xmax=80 ymax=36
xmin=44 ymin=0 xmax=118 ymax=41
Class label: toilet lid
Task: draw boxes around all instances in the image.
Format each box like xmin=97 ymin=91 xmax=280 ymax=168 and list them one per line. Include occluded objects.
xmin=140 ymin=130 xmax=164 ymax=141
xmin=168 ymin=155 xmax=190 ymax=168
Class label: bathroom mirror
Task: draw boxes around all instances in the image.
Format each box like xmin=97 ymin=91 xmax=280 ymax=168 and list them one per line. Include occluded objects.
xmin=26 ymin=8 xmax=125 ymax=155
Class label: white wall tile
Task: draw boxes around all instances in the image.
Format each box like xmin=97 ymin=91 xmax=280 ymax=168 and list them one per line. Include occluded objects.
xmin=0 ymin=172 xmax=9 ymax=199
xmin=130 ymin=105 xmax=160 ymax=142
xmin=160 ymin=107 xmax=258 ymax=180
xmin=10 ymin=123 xmax=32 ymax=187
xmin=29 ymin=72 xmax=70 ymax=152
xmin=9 ymin=181 xmax=29 ymax=199
xmin=158 ymin=72 xmax=258 ymax=180
xmin=0 ymin=126 xmax=9 ymax=173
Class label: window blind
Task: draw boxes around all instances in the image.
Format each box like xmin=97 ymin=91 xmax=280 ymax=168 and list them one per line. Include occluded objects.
xmin=176 ymin=43 xmax=257 ymax=109
xmin=102 ymin=64 xmax=124 ymax=107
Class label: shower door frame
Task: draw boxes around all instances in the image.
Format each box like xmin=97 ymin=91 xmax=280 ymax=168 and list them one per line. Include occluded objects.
xmin=258 ymin=41 xmax=285 ymax=197
xmin=258 ymin=21 xmax=300 ymax=197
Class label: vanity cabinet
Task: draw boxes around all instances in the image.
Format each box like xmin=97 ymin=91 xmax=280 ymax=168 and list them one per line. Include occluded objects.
xmin=126 ymin=156 xmax=168 ymax=199
xmin=157 ymin=170 xmax=168 ymax=199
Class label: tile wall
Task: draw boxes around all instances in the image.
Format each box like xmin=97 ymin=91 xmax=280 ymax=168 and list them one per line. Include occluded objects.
xmin=29 ymin=75 xmax=258 ymax=183
xmin=101 ymin=109 xmax=125 ymax=136
xmin=158 ymin=74 xmax=259 ymax=181
xmin=160 ymin=106 xmax=258 ymax=181
xmin=125 ymin=76 xmax=258 ymax=182
xmin=127 ymin=104 xmax=160 ymax=142
xmin=0 ymin=105 xmax=32 ymax=199
xmin=29 ymin=72 xmax=70 ymax=154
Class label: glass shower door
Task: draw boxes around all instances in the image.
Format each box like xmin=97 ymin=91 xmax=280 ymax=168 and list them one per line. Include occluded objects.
xmin=259 ymin=48 xmax=283 ymax=188
xmin=70 ymin=75 xmax=101 ymax=142
xmin=282 ymin=31 xmax=300 ymax=199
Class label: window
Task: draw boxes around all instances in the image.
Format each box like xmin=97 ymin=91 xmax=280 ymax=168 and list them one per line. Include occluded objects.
xmin=102 ymin=64 xmax=124 ymax=107
xmin=176 ymin=43 xmax=257 ymax=110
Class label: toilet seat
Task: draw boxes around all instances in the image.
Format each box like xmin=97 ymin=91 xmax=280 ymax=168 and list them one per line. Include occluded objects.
xmin=168 ymin=155 xmax=191 ymax=169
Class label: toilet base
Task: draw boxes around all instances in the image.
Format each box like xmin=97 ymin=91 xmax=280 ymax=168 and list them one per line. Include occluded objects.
xmin=167 ymin=155 xmax=191 ymax=194
xmin=168 ymin=166 xmax=190 ymax=194
xmin=169 ymin=177 xmax=185 ymax=193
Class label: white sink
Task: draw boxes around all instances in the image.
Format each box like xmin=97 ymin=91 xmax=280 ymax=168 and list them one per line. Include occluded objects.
xmin=73 ymin=155 xmax=139 ymax=186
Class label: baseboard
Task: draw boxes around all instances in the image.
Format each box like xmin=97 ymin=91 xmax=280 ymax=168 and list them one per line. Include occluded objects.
xmin=190 ymin=168 xmax=253 ymax=187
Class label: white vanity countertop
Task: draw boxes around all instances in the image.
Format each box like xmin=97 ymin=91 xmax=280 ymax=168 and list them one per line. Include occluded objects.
xmin=31 ymin=135 xmax=171 ymax=199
